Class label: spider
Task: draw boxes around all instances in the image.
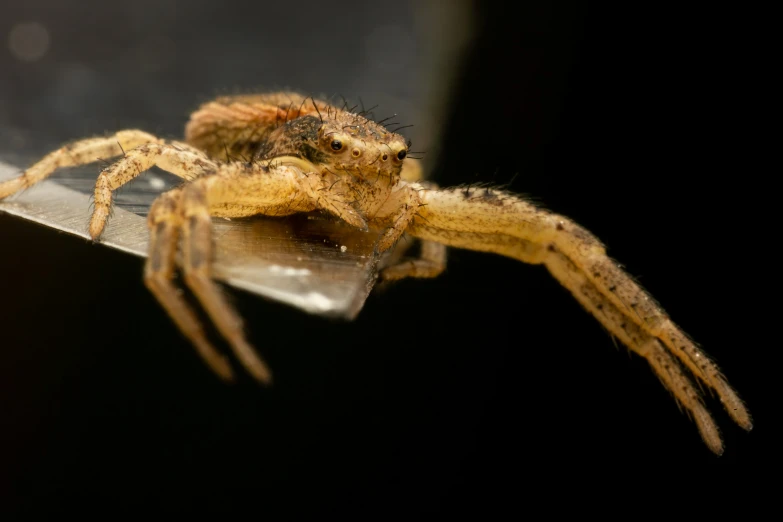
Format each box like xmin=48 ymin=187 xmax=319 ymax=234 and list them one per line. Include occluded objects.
xmin=0 ymin=91 xmax=750 ymax=454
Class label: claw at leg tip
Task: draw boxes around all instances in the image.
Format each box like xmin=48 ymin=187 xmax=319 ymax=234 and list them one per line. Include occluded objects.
xmin=256 ymin=371 xmax=274 ymax=387
xmin=219 ymin=373 xmax=236 ymax=384
xmin=213 ymin=360 xmax=236 ymax=383
xmin=88 ymin=222 xmax=105 ymax=241
xmin=701 ymin=430 xmax=724 ymax=456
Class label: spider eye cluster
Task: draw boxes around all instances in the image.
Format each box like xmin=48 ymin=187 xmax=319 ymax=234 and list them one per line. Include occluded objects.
xmin=320 ymin=127 xmax=408 ymax=164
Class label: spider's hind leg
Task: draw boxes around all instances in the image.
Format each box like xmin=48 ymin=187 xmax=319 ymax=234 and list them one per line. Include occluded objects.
xmin=380 ymin=238 xmax=447 ymax=281
xmin=379 ymin=180 xmax=447 ymax=281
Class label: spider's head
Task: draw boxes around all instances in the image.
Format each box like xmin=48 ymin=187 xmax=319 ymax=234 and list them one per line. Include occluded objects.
xmin=313 ymin=114 xmax=409 ymax=181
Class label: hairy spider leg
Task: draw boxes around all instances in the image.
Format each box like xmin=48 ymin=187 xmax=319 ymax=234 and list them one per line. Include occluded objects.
xmin=406 ymin=185 xmax=750 ymax=452
xmin=145 ymin=190 xmax=235 ymax=382
xmin=167 ymin=162 xmax=373 ymax=383
xmin=380 ymin=239 xmax=447 ymax=281
xmin=175 ymin=175 xmax=277 ymax=384
xmin=376 ymin=182 xmax=446 ymax=281
xmin=89 ymin=141 xmax=216 ymax=239
xmin=0 ymin=130 xmax=162 ymax=200
xmin=547 ymin=250 xmax=723 ymax=453
xmin=142 ymin=164 xmax=309 ymax=385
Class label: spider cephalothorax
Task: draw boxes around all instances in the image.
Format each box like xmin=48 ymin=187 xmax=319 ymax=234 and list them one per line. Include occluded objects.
xmin=0 ymin=91 xmax=750 ymax=454
xmin=238 ymin=112 xmax=409 ymax=193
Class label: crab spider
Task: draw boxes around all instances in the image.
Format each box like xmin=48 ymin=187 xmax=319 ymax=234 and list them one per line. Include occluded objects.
xmin=0 ymin=92 xmax=751 ymax=454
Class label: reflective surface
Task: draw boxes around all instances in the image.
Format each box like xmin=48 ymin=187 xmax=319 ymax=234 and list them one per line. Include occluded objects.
xmin=0 ymin=159 xmax=382 ymax=318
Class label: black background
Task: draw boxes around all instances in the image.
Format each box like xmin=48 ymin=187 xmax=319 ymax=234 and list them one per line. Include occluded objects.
xmin=0 ymin=1 xmax=773 ymax=518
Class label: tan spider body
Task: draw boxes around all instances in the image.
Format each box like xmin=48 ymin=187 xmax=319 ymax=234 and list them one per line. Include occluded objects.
xmin=0 ymin=92 xmax=750 ymax=454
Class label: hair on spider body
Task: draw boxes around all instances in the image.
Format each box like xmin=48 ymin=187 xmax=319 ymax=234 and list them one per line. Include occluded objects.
xmin=260 ymin=115 xmax=326 ymax=163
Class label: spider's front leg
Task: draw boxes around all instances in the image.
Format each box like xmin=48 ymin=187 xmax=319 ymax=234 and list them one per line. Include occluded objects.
xmin=145 ymin=190 xmax=235 ymax=381
xmin=380 ymin=238 xmax=447 ymax=281
xmin=405 ymin=185 xmax=750 ymax=453
xmin=174 ymin=176 xmax=274 ymax=384
xmin=145 ymin=161 xmax=370 ymax=383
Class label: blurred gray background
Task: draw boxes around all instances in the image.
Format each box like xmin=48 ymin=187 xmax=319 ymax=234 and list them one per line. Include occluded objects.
xmin=0 ymin=0 xmax=471 ymax=169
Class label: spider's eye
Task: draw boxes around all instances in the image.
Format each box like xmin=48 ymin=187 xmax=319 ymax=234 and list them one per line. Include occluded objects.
xmin=381 ymin=153 xmax=389 ymax=161
xmin=396 ymin=150 xmax=407 ymax=160
xmin=331 ymin=140 xmax=343 ymax=151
